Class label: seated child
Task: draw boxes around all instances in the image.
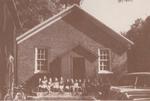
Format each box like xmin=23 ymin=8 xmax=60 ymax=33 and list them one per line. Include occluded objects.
xmin=52 ymin=77 xmax=60 ymax=92
xmin=48 ymin=77 xmax=53 ymax=93
xmin=70 ymin=79 xmax=75 ymax=93
xmin=41 ymin=76 xmax=48 ymax=92
xmin=78 ymin=79 xmax=82 ymax=92
xmin=91 ymin=78 xmax=99 ymax=92
xmin=59 ymin=76 xmax=64 ymax=93
xmin=85 ymin=79 xmax=91 ymax=93
xmin=64 ymin=79 xmax=70 ymax=92
xmin=38 ymin=78 xmax=42 ymax=92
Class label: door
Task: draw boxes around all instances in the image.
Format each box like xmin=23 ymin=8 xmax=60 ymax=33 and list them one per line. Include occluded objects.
xmin=73 ymin=57 xmax=85 ymax=79
xmin=49 ymin=57 xmax=61 ymax=78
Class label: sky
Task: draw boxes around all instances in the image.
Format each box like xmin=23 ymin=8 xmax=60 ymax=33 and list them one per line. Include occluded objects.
xmin=81 ymin=0 xmax=150 ymax=33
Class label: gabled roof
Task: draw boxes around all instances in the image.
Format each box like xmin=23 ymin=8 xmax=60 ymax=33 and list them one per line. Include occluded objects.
xmin=17 ymin=5 xmax=75 ymax=44
xmin=16 ymin=4 xmax=133 ymax=50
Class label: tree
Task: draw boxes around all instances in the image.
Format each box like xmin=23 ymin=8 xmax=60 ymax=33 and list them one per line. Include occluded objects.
xmin=0 ymin=0 xmax=82 ymax=98
xmin=118 ymin=0 xmax=133 ymax=2
xmin=126 ymin=16 xmax=150 ymax=72
xmin=126 ymin=18 xmax=144 ymax=42
xmin=15 ymin=0 xmax=81 ymax=34
xmin=0 ymin=0 xmax=21 ymax=99
xmin=15 ymin=0 xmax=132 ymax=33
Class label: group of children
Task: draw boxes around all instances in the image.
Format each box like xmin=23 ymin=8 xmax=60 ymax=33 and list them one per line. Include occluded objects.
xmin=37 ymin=76 xmax=107 ymax=96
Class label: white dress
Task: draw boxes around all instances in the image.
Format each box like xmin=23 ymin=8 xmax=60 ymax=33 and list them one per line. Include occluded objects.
xmin=42 ymin=80 xmax=48 ymax=89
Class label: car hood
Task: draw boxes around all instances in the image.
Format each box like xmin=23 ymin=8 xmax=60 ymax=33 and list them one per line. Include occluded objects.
xmin=111 ymin=86 xmax=150 ymax=93
xmin=111 ymin=86 xmax=150 ymax=99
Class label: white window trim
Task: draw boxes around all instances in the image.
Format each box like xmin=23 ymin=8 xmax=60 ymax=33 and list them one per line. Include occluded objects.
xmin=98 ymin=48 xmax=111 ymax=72
xmin=34 ymin=47 xmax=48 ymax=74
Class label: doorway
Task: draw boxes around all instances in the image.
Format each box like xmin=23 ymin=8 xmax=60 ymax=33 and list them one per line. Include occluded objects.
xmin=49 ymin=57 xmax=61 ymax=78
xmin=73 ymin=57 xmax=85 ymax=79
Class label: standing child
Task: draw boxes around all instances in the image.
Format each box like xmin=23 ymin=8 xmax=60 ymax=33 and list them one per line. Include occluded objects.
xmin=74 ymin=79 xmax=79 ymax=95
xmin=81 ymin=79 xmax=86 ymax=95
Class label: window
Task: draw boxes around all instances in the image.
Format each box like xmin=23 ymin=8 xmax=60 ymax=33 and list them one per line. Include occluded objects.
xmin=35 ymin=48 xmax=48 ymax=73
xmin=98 ymin=48 xmax=110 ymax=71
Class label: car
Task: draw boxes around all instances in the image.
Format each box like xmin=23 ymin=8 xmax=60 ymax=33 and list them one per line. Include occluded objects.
xmin=109 ymin=72 xmax=150 ymax=100
xmin=133 ymin=98 xmax=150 ymax=101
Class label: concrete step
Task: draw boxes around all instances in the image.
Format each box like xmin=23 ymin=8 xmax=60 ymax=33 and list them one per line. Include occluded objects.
xmin=28 ymin=95 xmax=96 ymax=100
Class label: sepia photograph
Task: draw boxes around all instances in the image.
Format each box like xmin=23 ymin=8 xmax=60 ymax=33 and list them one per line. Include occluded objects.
xmin=0 ymin=0 xmax=150 ymax=100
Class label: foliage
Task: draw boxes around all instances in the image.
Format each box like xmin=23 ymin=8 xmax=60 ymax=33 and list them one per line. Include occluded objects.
xmin=126 ymin=16 xmax=150 ymax=72
xmin=15 ymin=0 xmax=133 ymax=33
xmin=15 ymin=0 xmax=81 ymax=33
xmin=118 ymin=0 xmax=133 ymax=3
xmin=126 ymin=18 xmax=144 ymax=42
xmin=126 ymin=17 xmax=150 ymax=44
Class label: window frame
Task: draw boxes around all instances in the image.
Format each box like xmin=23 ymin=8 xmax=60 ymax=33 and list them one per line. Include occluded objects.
xmin=34 ymin=47 xmax=48 ymax=73
xmin=98 ymin=48 xmax=111 ymax=72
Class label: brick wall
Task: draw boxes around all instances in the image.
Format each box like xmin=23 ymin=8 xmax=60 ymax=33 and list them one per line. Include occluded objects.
xmin=17 ymin=19 xmax=127 ymax=84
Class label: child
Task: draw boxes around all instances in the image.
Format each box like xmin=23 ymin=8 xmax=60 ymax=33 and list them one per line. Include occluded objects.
xmin=52 ymin=77 xmax=60 ymax=92
xmin=38 ymin=78 xmax=42 ymax=92
xmin=81 ymin=79 xmax=86 ymax=95
xmin=64 ymin=79 xmax=70 ymax=92
xmin=78 ymin=79 xmax=82 ymax=92
xmin=59 ymin=76 xmax=64 ymax=93
xmin=48 ymin=77 xmax=53 ymax=93
xmin=42 ymin=76 xmax=48 ymax=92
xmin=85 ymin=79 xmax=91 ymax=94
xmin=74 ymin=79 xmax=79 ymax=95
xmin=70 ymin=78 xmax=75 ymax=95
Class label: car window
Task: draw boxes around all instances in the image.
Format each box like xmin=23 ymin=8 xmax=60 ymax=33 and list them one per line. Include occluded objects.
xmin=118 ymin=74 xmax=150 ymax=87
xmin=118 ymin=75 xmax=135 ymax=86
xmin=138 ymin=75 xmax=150 ymax=87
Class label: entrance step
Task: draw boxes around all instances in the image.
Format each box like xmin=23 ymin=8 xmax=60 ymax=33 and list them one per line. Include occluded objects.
xmin=28 ymin=95 xmax=96 ymax=100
